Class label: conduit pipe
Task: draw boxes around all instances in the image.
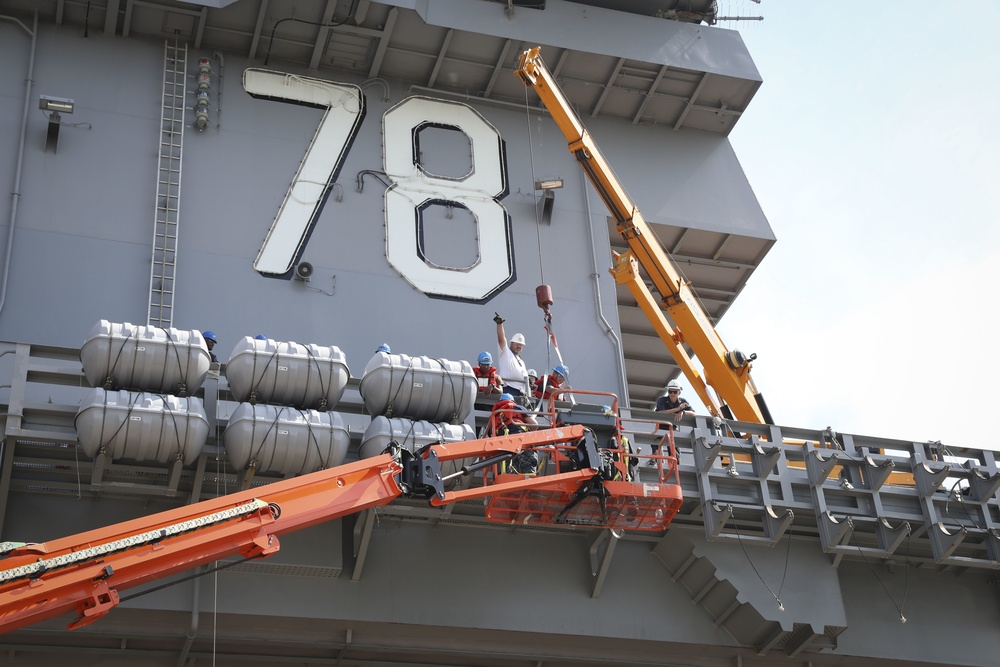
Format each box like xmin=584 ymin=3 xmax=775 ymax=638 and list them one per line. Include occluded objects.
xmin=583 ymin=169 xmax=629 ymax=408
xmin=0 ymin=10 xmax=37 ymax=321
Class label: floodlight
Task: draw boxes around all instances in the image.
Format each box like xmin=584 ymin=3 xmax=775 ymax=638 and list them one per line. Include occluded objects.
xmin=39 ymin=95 xmax=75 ymax=114
xmin=39 ymin=96 xmax=75 ymax=153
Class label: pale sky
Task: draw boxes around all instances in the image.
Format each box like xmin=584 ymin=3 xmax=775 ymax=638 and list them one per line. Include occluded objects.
xmin=716 ymin=1 xmax=999 ymax=450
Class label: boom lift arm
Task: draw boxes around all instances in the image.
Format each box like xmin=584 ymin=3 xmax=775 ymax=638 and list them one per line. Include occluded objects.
xmin=0 ymin=425 xmax=596 ymax=634
xmin=515 ymin=47 xmax=772 ymax=424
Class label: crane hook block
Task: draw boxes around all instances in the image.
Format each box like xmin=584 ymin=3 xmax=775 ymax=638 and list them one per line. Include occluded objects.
xmin=536 ymin=285 xmax=554 ymax=310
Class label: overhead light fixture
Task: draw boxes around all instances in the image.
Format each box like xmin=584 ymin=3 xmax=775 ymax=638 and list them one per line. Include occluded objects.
xmin=39 ymin=95 xmax=75 ymax=114
xmin=535 ymin=179 xmax=562 ymax=224
xmin=39 ymin=95 xmax=74 ymax=153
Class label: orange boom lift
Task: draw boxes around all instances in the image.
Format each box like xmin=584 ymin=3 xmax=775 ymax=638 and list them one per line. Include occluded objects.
xmin=0 ymin=422 xmax=681 ymax=634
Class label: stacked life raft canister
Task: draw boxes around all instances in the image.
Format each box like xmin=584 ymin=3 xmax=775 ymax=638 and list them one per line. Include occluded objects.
xmin=358 ymin=351 xmax=478 ymax=484
xmin=75 ymin=323 xmax=479 ymax=479
xmin=76 ymin=321 xmax=211 ymax=464
xmin=223 ymin=337 xmax=351 ymax=476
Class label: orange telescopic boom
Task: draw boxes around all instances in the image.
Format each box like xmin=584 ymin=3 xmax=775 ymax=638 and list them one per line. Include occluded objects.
xmin=0 ymin=454 xmax=404 ymax=634
xmin=0 ymin=421 xmax=680 ymax=634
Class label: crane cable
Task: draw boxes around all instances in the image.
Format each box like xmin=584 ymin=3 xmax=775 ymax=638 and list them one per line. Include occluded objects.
xmin=524 ymin=84 xmax=546 ymax=285
xmin=523 ymin=82 xmax=575 ymax=408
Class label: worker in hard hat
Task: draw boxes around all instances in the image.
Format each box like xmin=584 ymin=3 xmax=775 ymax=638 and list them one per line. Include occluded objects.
xmin=489 ymin=392 xmax=539 ymax=474
xmin=655 ymin=380 xmax=694 ymax=420
xmin=533 ymin=364 xmax=571 ymax=401
xmin=493 ymin=312 xmax=529 ymax=397
xmin=473 ymin=351 xmax=504 ymax=395
xmin=649 ymin=379 xmax=695 ymax=465
xmin=202 ymin=330 xmax=218 ymax=363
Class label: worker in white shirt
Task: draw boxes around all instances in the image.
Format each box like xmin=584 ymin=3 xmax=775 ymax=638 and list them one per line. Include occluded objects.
xmin=493 ymin=312 xmax=529 ymax=397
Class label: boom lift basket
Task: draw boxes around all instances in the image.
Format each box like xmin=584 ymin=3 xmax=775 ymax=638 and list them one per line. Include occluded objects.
xmin=483 ymin=392 xmax=683 ymax=532
xmin=485 ymin=475 xmax=682 ymax=532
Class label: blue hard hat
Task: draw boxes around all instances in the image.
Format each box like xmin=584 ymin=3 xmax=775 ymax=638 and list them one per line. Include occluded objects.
xmin=202 ymin=331 xmax=217 ymax=343
xmin=554 ymin=364 xmax=569 ymax=377
xmin=498 ymin=393 xmax=513 ymax=402
xmin=254 ymin=334 xmax=267 ymax=340
xmin=376 ymin=343 xmax=391 ymax=353
xmin=478 ymin=351 xmax=492 ymax=365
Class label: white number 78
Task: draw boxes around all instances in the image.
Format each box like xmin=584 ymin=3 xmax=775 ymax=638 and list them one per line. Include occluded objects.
xmin=242 ymin=69 xmax=514 ymax=302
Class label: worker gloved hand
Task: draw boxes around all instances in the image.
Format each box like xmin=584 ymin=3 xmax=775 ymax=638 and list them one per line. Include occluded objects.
xmin=493 ymin=312 xmax=505 ymax=324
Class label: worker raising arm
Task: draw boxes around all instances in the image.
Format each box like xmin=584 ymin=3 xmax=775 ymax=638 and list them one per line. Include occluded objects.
xmin=494 ymin=312 xmax=529 ymax=397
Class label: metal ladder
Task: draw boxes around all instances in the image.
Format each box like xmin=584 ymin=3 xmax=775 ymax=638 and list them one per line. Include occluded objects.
xmin=147 ymin=40 xmax=187 ymax=329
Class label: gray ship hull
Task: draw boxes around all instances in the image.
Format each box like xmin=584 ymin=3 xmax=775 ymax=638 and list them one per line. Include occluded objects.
xmin=0 ymin=2 xmax=995 ymax=666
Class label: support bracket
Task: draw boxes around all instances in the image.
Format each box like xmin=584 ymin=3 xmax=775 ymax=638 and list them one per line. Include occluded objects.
xmin=751 ymin=441 xmax=781 ymax=478
xmin=913 ymin=461 xmax=951 ymax=497
xmin=965 ymin=462 xmax=1000 ymax=501
xmin=875 ymin=518 xmax=910 ymax=557
xmin=927 ymin=522 xmax=967 ymax=561
xmin=805 ymin=447 xmax=839 ymax=485
xmin=705 ymin=502 xmax=733 ymax=540
xmin=817 ymin=512 xmax=852 ymax=551
xmin=862 ymin=455 xmax=895 ymax=492
xmin=694 ymin=435 xmax=723 ymax=474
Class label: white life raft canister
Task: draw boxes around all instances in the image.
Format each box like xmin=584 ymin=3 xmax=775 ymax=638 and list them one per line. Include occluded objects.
xmin=223 ymin=403 xmax=349 ymax=475
xmin=226 ymin=337 xmax=350 ymax=410
xmin=75 ymin=388 xmax=209 ymax=465
xmin=80 ymin=320 xmax=210 ymax=395
xmin=359 ymin=352 xmax=475 ymax=423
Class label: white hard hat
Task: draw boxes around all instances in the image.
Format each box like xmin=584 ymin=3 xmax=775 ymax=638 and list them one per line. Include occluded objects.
xmin=510 ymin=333 xmax=526 ymax=346
xmin=527 ymin=368 xmax=538 ymax=378
xmin=666 ymin=379 xmax=682 ymax=392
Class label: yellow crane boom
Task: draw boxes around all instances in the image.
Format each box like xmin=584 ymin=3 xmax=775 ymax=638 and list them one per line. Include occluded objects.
xmin=515 ymin=46 xmax=772 ymax=424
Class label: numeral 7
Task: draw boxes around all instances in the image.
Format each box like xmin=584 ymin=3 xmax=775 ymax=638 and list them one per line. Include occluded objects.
xmin=242 ymin=69 xmax=366 ymax=276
